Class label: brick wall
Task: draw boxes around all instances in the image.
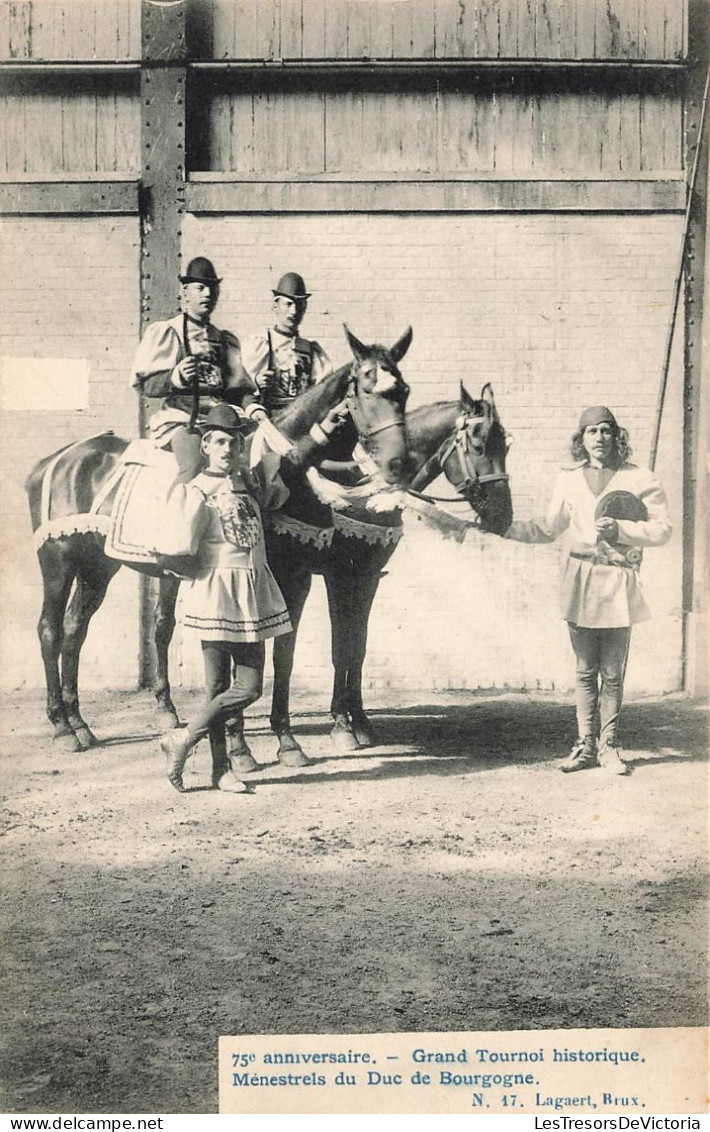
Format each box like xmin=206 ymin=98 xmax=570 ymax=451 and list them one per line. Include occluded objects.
xmin=0 ymin=212 xmax=684 ymax=701
xmin=0 ymin=217 xmax=141 ymax=692
xmin=166 ymin=212 xmax=685 ymax=699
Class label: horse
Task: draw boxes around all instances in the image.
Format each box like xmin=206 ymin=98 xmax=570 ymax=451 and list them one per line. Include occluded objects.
xmin=262 ymin=379 xmax=513 ymax=763
xmin=25 ymin=327 xmax=413 ymax=754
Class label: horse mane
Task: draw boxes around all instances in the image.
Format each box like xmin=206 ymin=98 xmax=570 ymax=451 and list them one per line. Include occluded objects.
xmin=274 ymin=363 xmax=352 ymax=439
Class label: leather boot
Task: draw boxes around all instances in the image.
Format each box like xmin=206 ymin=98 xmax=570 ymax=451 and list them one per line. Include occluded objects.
xmin=558 ymin=735 xmax=598 ymax=773
xmin=598 ymin=743 xmax=629 ymax=775
xmin=160 ymin=727 xmax=195 ymax=792
xmin=211 ymin=725 xmax=249 ymax=793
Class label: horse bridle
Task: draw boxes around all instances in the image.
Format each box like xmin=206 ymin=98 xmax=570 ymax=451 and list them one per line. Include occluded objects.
xmin=409 ymin=412 xmax=509 ymax=507
xmin=345 ymin=363 xmax=409 ymax=448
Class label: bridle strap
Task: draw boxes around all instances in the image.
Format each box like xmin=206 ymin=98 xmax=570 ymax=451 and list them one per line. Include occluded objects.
xmin=408 ymin=415 xmax=509 ymax=505
xmin=346 ymin=365 xmax=407 ymax=444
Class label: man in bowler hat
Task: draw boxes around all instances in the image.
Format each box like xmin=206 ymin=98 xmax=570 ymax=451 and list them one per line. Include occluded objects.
xmin=131 ymin=256 xmax=254 ymax=482
xmin=240 ymin=272 xmax=332 ymax=419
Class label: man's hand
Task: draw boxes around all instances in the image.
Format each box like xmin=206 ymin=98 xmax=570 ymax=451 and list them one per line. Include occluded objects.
xmin=172 ymin=356 xmax=199 ymax=388
xmin=595 ymin=516 xmax=619 ymax=541
xmin=321 ymin=399 xmax=349 ymax=436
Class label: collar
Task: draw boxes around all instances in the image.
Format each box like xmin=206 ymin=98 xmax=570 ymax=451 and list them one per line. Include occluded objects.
xmin=272 ymin=326 xmax=297 ymax=340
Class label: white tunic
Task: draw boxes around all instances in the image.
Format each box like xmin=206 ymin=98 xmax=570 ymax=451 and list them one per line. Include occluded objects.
xmin=171 ymin=468 xmax=291 ymax=643
xmin=505 ymin=463 xmax=672 ymax=628
xmin=241 ymin=328 xmax=332 ymax=392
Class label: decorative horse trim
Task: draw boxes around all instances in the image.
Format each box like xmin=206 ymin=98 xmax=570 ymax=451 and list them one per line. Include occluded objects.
xmin=34 ymin=514 xmax=111 ymax=550
xmin=332 ymin=512 xmax=403 ymax=546
xmin=263 ymin=512 xmax=335 ymax=549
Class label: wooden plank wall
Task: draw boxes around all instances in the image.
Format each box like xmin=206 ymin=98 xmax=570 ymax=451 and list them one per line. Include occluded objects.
xmin=0 ymin=0 xmax=140 ymax=60
xmin=196 ymin=0 xmax=687 ymax=61
xmin=205 ymin=77 xmax=683 ymax=177
xmin=0 ymin=76 xmax=140 ymax=175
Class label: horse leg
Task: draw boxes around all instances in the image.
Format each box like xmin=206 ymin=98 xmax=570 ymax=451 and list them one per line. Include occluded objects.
xmin=36 ymin=543 xmax=80 ymax=752
xmin=323 ymin=563 xmax=361 ymax=752
xmin=61 ymin=562 xmax=116 ymax=749
xmin=154 ymin=574 xmax=181 ymax=730
xmin=271 ymin=568 xmax=314 ymax=766
xmin=343 ymin=561 xmax=387 ymax=748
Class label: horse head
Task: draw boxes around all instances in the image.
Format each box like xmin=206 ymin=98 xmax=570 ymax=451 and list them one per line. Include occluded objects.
xmin=409 ymin=383 xmax=513 ymax=535
xmin=441 ymin=383 xmax=513 ymax=534
xmin=343 ymin=324 xmax=412 ymax=486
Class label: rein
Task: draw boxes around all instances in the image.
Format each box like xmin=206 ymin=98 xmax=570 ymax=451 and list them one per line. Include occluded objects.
xmin=184 ymin=313 xmax=201 ymax=435
xmin=408 ymin=415 xmax=509 ymax=508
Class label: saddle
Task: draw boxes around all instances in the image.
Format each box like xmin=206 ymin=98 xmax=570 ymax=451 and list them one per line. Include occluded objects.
xmin=103 ymin=439 xmax=189 ymax=564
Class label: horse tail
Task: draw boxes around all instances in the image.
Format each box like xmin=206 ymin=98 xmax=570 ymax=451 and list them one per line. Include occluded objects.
xmin=26 ymin=432 xmax=129 ymax=543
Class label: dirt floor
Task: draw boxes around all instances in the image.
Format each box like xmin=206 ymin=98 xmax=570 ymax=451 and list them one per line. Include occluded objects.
xmin=0 ymin=687 xmax=707 ymax=1114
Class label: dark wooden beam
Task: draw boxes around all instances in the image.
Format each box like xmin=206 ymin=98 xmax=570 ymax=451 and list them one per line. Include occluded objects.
xmin=186 ymin=178 xmax=686 ymax=214
xmin=138 ymin=0 xmax=188 ymax=689
xmin=140 ymin=0 xmax=187 ymax=330
xmin=683 ymin=0 xmax=710 ymax=696
xmin=0 ymin=180 xmax=139 ymax=214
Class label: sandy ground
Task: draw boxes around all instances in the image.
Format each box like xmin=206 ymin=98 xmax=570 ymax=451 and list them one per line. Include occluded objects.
xmin=0 ymin=687 xmax=707 ymax=1114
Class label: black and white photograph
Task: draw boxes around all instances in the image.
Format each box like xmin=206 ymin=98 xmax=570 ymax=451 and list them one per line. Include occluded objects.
xmin=0 ymin=0 xmax=707 ymax=1117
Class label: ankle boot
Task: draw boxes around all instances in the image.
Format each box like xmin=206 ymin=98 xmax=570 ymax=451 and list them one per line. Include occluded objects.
xmin=558 ymin=735 xmax=598 ymax=773
xmin=160 ymin=727 xmax=195 ymax=792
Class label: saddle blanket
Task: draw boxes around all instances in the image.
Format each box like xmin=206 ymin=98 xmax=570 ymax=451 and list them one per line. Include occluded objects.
xmin=104 ymin=440 xmax=189 ymax=564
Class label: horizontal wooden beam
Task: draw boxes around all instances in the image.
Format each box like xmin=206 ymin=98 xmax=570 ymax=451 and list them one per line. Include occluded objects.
xmin=191 ymin=58 xmax=689 ymax=73
xmin=186 ymin=178 xmax=686 ymax=214
xmin=0 ymin=180 xmax=139 ymax=214
xmin=0 ymin=62 xmax=141 ymax=73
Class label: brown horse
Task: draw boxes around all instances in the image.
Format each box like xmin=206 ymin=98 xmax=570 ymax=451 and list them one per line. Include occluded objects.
xmin=25 ymin=328 xmax=413 ymax=753
xmin=263 ymin=380 xmax=513 ymax=763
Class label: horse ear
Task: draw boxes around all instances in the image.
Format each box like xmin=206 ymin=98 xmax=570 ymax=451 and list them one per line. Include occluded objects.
xmin=344 ymin=324 xmax=368 ymax=362
xmin=389 ymin=325 xmax=413 ymax=363
xmin=481 ymin=383 xmax=500 ymax=421
xmin=460 ymin=382 xmax=476 ymax=411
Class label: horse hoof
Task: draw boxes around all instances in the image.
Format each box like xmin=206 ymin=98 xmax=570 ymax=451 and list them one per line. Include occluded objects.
xmin=53 ymin=731 xmax=81 ymax=753
xmin=213 ymin=770 xmax=248 ymax=793
xmin=279 ymin=747 xmax=313 ymax=768
xmin=229 ymin=751 xmax=259 ymax=774
xmin=352 ymin=724 xmax=375 ymax=748
xmin=73 ymin=726 xmax=98 ymax=750
xmin=331 ymin=723 xmax=361 ymax=752
xmin=277 ymin=735 xmax=313 ymax=767
xmin=157 ymin=710 xmax=181 ymax=731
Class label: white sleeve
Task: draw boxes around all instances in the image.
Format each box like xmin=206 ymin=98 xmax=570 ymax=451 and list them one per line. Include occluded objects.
xmin=616 ymin=471 xmax=673 ymax=547
xmin=130 ymin=321 xmax=181 ymax=389
xmin=505 ymin=473 xmax=571 ymax=543
xmin=311 ymin=342 xmax=333 ymax=383
xmin=240 ymin=335 xmax=271 ymax=383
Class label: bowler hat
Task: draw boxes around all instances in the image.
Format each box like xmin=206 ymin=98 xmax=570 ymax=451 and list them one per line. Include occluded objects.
xmin=180 ymin=257 xmax=222 ymax=286
xmin=272 ymin=272 xmax=311 ymax=300
xmin=198 ymin=404 xmax=248 ymax=435
xmin=595 ymin=491 xmax=648 ymax=523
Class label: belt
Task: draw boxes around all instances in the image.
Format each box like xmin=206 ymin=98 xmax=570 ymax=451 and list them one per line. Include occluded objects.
xmin=570 ymin=549 xmax=641 ymax=569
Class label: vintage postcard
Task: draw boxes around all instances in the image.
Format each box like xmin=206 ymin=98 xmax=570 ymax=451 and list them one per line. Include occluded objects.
xmin=0 ymin=0 xmax=707 ymax=1118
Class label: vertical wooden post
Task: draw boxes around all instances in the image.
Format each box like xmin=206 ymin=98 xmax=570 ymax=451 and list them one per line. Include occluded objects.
xmin=138 ymin=0 xmax=188 ymax=688
xmin=683 ymin=0 xmax=709 ymax=697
